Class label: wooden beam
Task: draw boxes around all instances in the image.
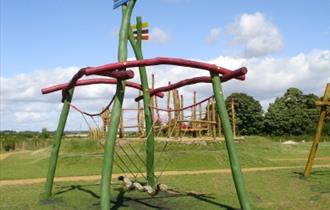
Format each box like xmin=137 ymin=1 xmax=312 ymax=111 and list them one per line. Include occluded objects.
xmin=304 ymin=83 xmax=330 ymax=176
xmin=315 ymin=101 xmax=330 ymax=106
xmin=178 ymin=120 xmax=217 ymax=124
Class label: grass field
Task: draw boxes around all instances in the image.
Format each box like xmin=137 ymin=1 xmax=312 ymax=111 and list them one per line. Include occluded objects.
xmin=0 ymin=136 xmax=329 ymax=209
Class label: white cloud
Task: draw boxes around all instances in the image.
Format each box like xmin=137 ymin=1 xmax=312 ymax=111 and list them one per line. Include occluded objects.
xmin=213 ymin=49 xmax=329 ymax=107
xmin=230 ymin=12 xmax=284 ymax=57
xmin=150 ymin=27 xmax=171 ymax=44
xmin=1 ymin=49 xmax=328 ymax=131
xmin=14 ymin=112 xmax=48 ymax=123
xmin=207 ymin=27 xmax=221 ymax=44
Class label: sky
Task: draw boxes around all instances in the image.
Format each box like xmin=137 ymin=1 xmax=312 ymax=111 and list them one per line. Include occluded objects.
xmin=1 ymin=0 xmax=329 ymax=131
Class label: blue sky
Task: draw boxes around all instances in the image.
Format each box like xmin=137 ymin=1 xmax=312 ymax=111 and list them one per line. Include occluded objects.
xmin=1 ymin=0 xmax=329 ymax=131
xmin=1 ymin=0 xmax=329 ymax=76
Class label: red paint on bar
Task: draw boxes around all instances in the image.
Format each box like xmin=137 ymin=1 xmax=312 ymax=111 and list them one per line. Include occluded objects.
xmin=97 ymin=70 xmax=134 ymax=79
xmin=84 ymin=57 xmax=247 ymax=81
xmin=41 ymin=78 xmax=164 ymax=98
xmin=60 ymin=68 xmax=134 ymax=102
xmin=135 ymin=67 xmax=247 ymax=101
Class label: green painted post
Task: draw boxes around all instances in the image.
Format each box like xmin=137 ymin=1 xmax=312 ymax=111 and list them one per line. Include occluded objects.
xmin=43 ymin=88 xmax=74 ymax=199
xmin=210 ymin=72 xmax=251 ymax=210
xmin=100 ymin=1 xmax=136 ymax=210
xmin=128 ymin=16 xmax=155 ymax=187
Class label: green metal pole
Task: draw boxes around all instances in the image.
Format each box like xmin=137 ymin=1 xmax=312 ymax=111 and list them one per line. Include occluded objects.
xmin=100 ymin=1 xmax=136 ymax=210
xmin=43 ymin=88 xmax=74 ymax=199
xmin=210 ymin=72 xmax=251 ymax=210
xmin=128 ymin=16 xmax=155 ymax=187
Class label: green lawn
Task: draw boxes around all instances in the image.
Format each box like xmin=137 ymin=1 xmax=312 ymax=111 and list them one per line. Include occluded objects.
xmin=0 ymin=136 xmax=329 ymax=209
xmin=0 ymin=169 xmax=329 ymax=210
xmin=1 ymin=136 xmax=329 ymax=180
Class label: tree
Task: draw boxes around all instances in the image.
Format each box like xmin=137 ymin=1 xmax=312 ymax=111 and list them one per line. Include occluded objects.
xmin=225 ymin=93 xmax=264 ymax=135
xmin=40 ymin=128 xmax=50 ymax=138
xmin=264 ymin=87 xmax=319 ymax=135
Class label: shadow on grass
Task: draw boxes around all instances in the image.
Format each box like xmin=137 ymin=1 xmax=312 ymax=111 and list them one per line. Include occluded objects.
xmin=110 ymin=188 xmax=239 ymax=210
xmin=54 ymin=184 xmax=100 ymax=199
xmin=52 ymin=184 xmax=239 ymax=210
xmin=292 ymin=169 xmax=330 ymax=180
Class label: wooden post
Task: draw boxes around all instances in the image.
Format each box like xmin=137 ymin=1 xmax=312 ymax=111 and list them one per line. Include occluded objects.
xmin=167 ymin=82 xmax=172 ymax=138
xmin=192 ymin=91 xmax=197 ymax=137
xmin=137 ymin=91 xmax=145 ymax=137
xmin=180 ymin=94 xmax=184 ymax=138
xmin=180 ymin=94 xmax=184 ymax=121
xmin=212 ymin=98 xmax=216 ymax=139
xmin=304 ymin=83 xmax=330 ymax=176
xmin=152 ymin=74 xmax=160 ymax=122
xmin=173 ymin=89 xmax=180 ymax=138
xmin=176 ymin=90 xmax=181 ymax=137
xmin=101 ymin=107 xmax=109 ymax=135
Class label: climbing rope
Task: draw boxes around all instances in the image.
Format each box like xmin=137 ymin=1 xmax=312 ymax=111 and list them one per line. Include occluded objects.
xmin=69 ymin=95 xmax=115 ymax=117
xmin=114 ymin=151 xmax=138 ymax=180
xmin=117 ymin=143 xmax=147 ymax=180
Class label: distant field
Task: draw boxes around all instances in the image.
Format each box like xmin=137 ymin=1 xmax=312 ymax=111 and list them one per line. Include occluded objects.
xmin=0 ymin=136 xmax=329 ymax=209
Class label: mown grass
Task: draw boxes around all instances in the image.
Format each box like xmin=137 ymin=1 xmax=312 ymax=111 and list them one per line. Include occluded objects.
xmin=0 ymin=168 xmax=329 ymax=210
xmin=0 ymin=136 xmax=330 ymax=209
xmin=1 ymin=136 xmax=329 ymax=180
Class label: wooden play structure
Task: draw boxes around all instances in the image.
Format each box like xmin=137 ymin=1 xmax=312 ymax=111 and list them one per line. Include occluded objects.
xmin=304 ymin=83 xmax=330 ymax=176
xmin=80 ymin=72 xmax=238 ymax=140
xmin=41 ymin=1 xmax=251 ymax=209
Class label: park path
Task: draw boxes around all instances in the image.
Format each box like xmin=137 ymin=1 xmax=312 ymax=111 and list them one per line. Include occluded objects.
xmin=1 ymin=164 xmax=329 ymax=187
xmin=0 ymin=151 xmax=29 ymax=160
xmin=269 ymin=157 xmax=330 ymax=161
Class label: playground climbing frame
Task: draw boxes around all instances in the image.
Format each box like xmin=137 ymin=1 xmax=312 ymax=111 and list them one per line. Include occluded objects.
xmin=41 ymin=1 xmax=252 ymax=209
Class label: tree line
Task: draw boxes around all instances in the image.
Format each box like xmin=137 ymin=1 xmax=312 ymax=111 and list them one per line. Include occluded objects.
xmin=225 ymin=87 xmax=329 ymax=136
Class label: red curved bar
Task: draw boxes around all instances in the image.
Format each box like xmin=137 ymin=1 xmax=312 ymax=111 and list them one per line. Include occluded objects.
xmin=41 ymin=78 xmax=165 ymax=98
xmin=84 ymin=57 xmax=247 ymax=81
xmin=98 ymin=70 xmax=134 ymax=79
xmin=61 ymin=68 xmax=135 ymax=100
xmin=134 ymin=67 xmax=247 ymax=102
